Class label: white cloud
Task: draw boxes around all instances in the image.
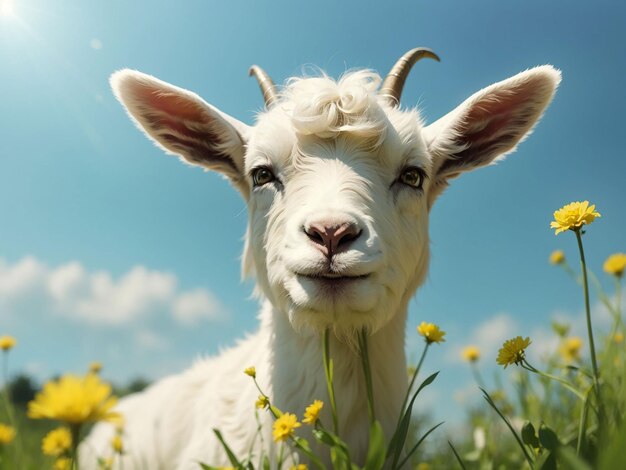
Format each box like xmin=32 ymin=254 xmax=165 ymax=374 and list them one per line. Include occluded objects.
xmin=173 ymin=289 xmax=221 ymax=325
xmin=135 ymin=329 xmax=170 ymax=352
xmin=0 ymin=256 xmax=223 ymax=326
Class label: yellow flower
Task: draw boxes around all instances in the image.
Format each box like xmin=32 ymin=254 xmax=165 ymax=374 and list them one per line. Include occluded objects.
xmin=417 ymin=464 xmax=430 ymax=470
xmin=614 ymin=332 xmax=624 ymax=344
xmin=559 ymin=337 xmax=583 ymax=362
xmin=603 ymin=253 xmax=626 ymax=277
xmin=497 ymin=336 xmax=532 ymax=368
xmin=42 ymin=427 xmax=72 ymax=456
xmin=244 ymin=366 xmax=256 ymax=378
xmin=0 ymin=336 xmax=16 ymax=352
xmin=417 ymin=322 xmax=446 ymax=344
xmin=255 ymin=395 xmax=269 ymax=409
xmin=461 ymin=346 xmax=480 ymax=363
xmin=272 ymin=413 xmax=301 ymax=442
xmin=28 ymin=373 xmax=120 ymax=425
xmin=89 ymin=362 xmax=103 ymax=374
xmin=54 ymin=457 xmax=72 ymax=470
xmin=111 ymin=434 xmax=124 ymax=454
xmin=291 ymin=465 xmax=308 ymax=470
xmin=550 ymin=201 xmax=600 ymax=235
xmin=0 ymin=423 xmax=16 ymax=444
xmin=549 ymin=250 xmax=565 ymax=265
xmin=302 ymin=400 xmax=323 ymax=425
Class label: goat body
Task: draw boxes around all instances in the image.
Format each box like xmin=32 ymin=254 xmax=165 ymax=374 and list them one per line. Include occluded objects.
xmin=82 ymin=50 xmax=560 ymax=469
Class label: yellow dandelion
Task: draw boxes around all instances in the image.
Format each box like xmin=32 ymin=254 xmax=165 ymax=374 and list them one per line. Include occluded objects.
xmin=550 ymin=201 xmax=600 ymax=235
xmin=272 ymin=413 xmax=301 ymax=442
xmin=28 ymin=373 xmax=120 ymax=425
xmin=89 ymin=362 xmax=103 ymax=374
xmin=417 ymin=464 xmax=430 ymax=470
xmin=42 ymin=427 xmax=72 ymax=456
xmin=614 ymin=332 xmax=624 ymax=344
xmin=603 ymin=253 xmax=626 ymax=277
xmin=111 ymin=434 xmax=124 ymax=454
xmin=0 ymin=335 xmax=16 ymax=352
xmin=255 ymin=395 xmax=269 ymax=410
xmin=244 ymin=366 xmax=256 ymax=378
xmin=497 ymin=336 xmax=532 ymax=368
xmin=417 ymin=322 xmax=446 ymax=344
xmin=461 ymin=346 xmax=480 ymax=363
xmin=302 ymin=400 xmax=323 ymax=425
xmin=559 ymin=337 xmax=583 ymax=362
xmin=549 ymin=250 xmax=565 ymax=265
xmin=54 ymin=457 xmax=72 ymax=470
xmin=0 ymin=423 xmax=16 ymax=445
xmin=290 ymin=465 xmax=308 ymax=470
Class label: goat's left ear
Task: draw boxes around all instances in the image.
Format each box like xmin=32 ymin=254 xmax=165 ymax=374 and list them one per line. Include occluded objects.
xmin=111 ymin=69 xmax=250 ymax=195
xmin=423 ymin=66 xmax=560 ymax=199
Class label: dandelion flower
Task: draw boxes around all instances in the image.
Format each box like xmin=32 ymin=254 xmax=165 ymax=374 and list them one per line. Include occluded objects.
xmin=417 ymin=322 xmax=446 ymax=344
xmin=28 ymin=373 xmax=120 ymax=425
xmin=461 ymin=346 xmax=480 ymax=363
xmin=302 ymin=400 xmax=323 ymax=425
xmin=244 ymin=366 xmax=256 ymax=378
xmin=497 ymin=336 xmax=531 ymax=368
xmin=0 ymin=336 xmax=16 ymax=352
xmin=272 ymin=413 xmax=301 ymax=442
xmin=417 ymin=464 xmax=430 ymax=470
xmin=603 ymin=253 xmax=626 ymax=277
xmin=255 ymin=395 xmax=270 ymax=409
xmin=54 ymin=457 xmax=72 ymax=470
xmin=111 ymin=434 xmax=124 ymax=454
xmin=42 ymin=427 xmax=72 ymax=456
xmin=291 ymin=465 xmax=308 ymax=470
xmin=614 ymin=332 xmax=624 ymax=344
xmin=89 ymin=362 xmax=103 ymax=374
xmin=549 ymin=250 xmax=565 ymax=265
xmin=0 ymin=423 xmax=15 ymax=444
xmin=559 ymin=337 xmax=583 ymax=362
xmin=550 ymin=201 xmax=600 ymax=235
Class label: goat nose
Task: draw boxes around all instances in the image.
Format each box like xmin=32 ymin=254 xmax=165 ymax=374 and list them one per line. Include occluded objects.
xmin=305 ymin=222 xmax=362 ymax=257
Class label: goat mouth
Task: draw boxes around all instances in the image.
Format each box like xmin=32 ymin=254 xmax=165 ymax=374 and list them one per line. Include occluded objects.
xmin=296 ymin=273 xmax=371 ymax=282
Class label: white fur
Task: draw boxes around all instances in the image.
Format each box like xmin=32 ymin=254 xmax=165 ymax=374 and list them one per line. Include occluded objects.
xmin=82 ymin=63 xmax=560 ymax=469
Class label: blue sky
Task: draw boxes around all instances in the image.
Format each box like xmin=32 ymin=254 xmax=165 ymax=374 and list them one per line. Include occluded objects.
xmin=0 ymin=0 xmax=624 ymax=428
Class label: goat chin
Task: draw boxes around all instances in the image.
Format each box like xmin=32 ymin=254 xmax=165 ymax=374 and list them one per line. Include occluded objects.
xmin=81 ymin=300 xmax=409 ymax=469
xmin=90 ymin=55 xmax=560 ymax=468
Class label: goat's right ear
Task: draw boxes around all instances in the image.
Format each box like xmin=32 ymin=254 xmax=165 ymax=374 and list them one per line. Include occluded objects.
xmin=111 ymin=70 xmax=250 ymax=193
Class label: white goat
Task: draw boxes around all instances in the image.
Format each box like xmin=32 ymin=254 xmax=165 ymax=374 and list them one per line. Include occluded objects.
xmin=83 ymin=48 xmax=560 ymax=469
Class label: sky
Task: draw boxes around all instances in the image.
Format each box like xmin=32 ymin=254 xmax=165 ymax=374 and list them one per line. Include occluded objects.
xmin=0 ymin=0 xmax=625 ymax=431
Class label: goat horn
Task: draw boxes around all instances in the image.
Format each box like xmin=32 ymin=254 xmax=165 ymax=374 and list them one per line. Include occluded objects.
xmin=249 ymin=65 xmax=279 ymax=108
xmin=380 ymin=47 xmax=440 ymax=106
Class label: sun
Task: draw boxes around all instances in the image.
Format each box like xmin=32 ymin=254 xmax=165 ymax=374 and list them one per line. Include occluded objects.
xmin=0 ymin=0 xmax=14 ymax=17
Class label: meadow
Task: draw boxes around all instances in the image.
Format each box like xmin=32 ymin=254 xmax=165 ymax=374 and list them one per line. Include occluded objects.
xmin=0 ymin=201 xmax=624 ymax=469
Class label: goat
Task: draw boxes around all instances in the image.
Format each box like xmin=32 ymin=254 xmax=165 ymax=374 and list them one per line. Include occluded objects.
xmin=82 ymin=48 xmax=560 ymax=469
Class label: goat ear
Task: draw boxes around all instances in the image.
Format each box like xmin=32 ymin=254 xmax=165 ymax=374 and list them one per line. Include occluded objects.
xmin=111 ymin=69 xmax=250 ymax=190
xmin=423 ymin=66 xmax=560 ymax=195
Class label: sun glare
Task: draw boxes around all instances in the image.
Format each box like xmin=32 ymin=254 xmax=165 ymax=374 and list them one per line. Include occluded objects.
xmin=0 ymin=0 xmax=14 ymax=17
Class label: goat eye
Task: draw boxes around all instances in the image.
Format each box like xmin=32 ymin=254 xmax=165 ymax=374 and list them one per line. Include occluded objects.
xmin=252 ymin=167 xmax=275 ymax=187
xmin=398 ymin=167 xmax=424 ymax=189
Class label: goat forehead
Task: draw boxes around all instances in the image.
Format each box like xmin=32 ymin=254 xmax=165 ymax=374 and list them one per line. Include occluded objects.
xmin=247 ymin=113 xmax=430 ymax=174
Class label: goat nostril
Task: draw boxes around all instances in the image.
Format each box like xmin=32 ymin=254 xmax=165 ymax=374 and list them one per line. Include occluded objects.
xmin=337 ymin=229 xmax=362 ymax=247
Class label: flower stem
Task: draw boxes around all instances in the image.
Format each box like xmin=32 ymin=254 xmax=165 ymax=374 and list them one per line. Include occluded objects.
xmin=400 ymin=343 xmax=429 ymax=416
xmin=357 ymin=329 xmax=376 ymax=424
xmin=521 ymin=361 xmax=586 ymax=401
xmin=322 ymin=330 xmax=339 ymax=435
xmin=574 ymin=229 xmax=604 ymax=422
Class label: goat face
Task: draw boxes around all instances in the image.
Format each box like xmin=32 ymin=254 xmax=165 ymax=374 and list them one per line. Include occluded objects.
xmin=111 ymin=51 xmax=560 ymax=339
xmin=245 ymin=72 xmax=432 ymax=336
